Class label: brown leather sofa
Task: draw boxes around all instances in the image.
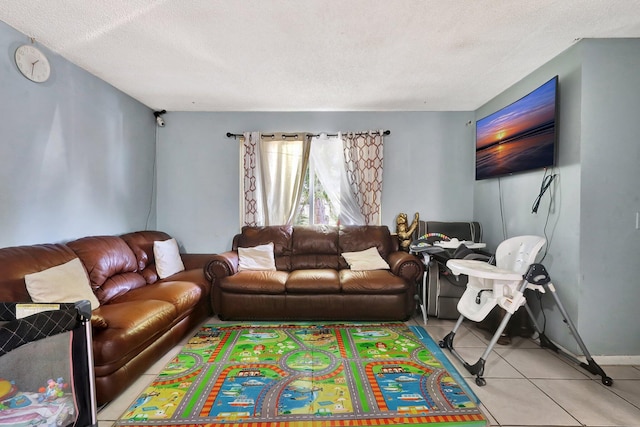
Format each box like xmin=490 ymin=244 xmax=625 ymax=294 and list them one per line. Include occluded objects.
xmin=0 ymin=230 xmax=212 ymax=405
xmin=206 ymin=225 xmax=423 ymax=321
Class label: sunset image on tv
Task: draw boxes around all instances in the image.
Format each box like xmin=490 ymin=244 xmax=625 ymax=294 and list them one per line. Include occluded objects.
xmin=475 ymin=76 xmax=557 ymax=180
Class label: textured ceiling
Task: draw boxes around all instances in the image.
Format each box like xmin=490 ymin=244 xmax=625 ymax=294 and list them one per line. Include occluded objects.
xmin=2 ymin=0 xmax=640 ymax=112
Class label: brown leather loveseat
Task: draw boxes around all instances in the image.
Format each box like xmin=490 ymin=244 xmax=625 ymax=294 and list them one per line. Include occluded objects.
xmin=0 ymin=230 xmax=212 ymax=405
xmin=206 ymin=225 xmax=423 ymax=321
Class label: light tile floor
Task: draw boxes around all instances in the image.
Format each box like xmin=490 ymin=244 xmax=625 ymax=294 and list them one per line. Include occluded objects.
xmin=97 ymin=314 xmax=640 ymax=427
xmin=411 ymin=315 xmax=640 ymax=427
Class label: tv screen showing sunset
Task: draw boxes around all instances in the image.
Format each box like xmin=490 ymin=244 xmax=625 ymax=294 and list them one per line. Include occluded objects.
xmin=475 ymin=76 xmax=557 ymax=180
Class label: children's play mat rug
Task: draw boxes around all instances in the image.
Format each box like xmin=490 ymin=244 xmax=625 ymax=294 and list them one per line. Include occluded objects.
xmin=115 ymin=323 xmax=487 ymax=427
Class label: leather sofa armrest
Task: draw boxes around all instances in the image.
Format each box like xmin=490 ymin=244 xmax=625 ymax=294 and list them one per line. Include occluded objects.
xmin=181 ymin=253 xmax=216 ymax=271
xmin=205 ymin=251 xmax=239 ymax=315
xmin=387 ymin=251 xmax=424 ymax=283
xmin=204 ymin=251 xmax=239 ymax=284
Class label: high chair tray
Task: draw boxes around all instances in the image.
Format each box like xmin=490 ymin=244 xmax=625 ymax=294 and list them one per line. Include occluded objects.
xmin=446 ymin=259 xmax=523 ymax=280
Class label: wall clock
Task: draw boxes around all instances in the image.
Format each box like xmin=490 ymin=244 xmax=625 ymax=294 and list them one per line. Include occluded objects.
xmin=15 ymin=44 xmax=51 ymax=83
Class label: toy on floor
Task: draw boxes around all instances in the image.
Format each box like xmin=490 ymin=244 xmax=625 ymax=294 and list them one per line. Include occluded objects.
xmin=0 ymin=379 xmax=17 ymax=402
xmin=0 ymin=377 xmax=75 ymax=427
xmin=38 ymin=378 xmax=68 ymax=402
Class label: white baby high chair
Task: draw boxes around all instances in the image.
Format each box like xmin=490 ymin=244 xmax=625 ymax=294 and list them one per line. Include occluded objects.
xmin=439 ymin=235 xmax=612 ymax=387
xmin=452 ymin=235 xmax=546 ymax=323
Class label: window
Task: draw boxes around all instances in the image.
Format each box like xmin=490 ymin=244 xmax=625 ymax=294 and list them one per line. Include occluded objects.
xmin=241 ymin=131 xmax=384 ymax=227
xmin=294 ymin=161 xmax=339 ymax=226
xmin=294 ymin=134 xmax=343 ymax=225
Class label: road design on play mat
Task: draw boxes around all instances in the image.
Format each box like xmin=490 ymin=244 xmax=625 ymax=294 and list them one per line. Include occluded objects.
xmin=116 ymin=323 xmax=486 ymax=426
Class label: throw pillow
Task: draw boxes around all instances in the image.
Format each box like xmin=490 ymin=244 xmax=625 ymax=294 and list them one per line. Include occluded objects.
xmin=24 ymin=258 xmax=100 ymax=310
xmin=238 ymin=242 xmax=276 ymax=271
xmin=153 ymin=238 xmax=185 ymax=279
xmin=342 ymin=247 xmax=390 ymax=271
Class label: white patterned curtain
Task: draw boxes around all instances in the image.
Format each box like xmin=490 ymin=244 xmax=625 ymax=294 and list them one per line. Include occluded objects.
xmin=241 ymin=132 xmax=310 ymax=226
xmin=342 ymin=131 xmax=384 ymax=225
xmin=308 ymin=133 xmax=340 ymax=216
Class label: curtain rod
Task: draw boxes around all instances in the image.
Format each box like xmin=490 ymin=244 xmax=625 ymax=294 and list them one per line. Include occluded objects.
xmin=225 ymin=130 xmax=390 ymax=139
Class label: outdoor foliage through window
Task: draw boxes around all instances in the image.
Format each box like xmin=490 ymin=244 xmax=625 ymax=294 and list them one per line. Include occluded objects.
xmin=294 ymin=166 xmax=338 ymax=225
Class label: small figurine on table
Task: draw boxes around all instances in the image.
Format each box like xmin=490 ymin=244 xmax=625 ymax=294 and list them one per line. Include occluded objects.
xmin=396 ymin=212 xmax=419 ymax=252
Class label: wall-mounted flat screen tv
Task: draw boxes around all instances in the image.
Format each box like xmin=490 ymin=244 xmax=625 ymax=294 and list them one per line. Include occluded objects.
xmin=475 ymin=76 xmax=558 ymax=180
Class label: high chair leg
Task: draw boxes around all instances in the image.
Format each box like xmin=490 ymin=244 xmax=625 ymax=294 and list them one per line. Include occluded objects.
xmin=521 ymin=265 xmax=613 ymax=386
xmin=440 ymin=268 xmax=533 ymax=386
xmin=440 ymin=309 xmax=515 ymax=386
xmin=525 ymin=264 xmax=613 ymax=386
xmin=439 ymin=314 xmax=465 ymax=355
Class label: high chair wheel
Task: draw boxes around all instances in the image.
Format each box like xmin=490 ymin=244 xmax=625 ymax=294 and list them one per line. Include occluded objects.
xmin=475 ymin=377 xmax=486 ymax=386
xmin=602 ymin=376 xmax=613 ymax=386
xmin=438 ymin=340 xmax=446 ymax=348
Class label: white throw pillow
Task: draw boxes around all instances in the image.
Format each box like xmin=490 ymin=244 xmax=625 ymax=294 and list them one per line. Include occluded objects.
xmin=24 ymin=258 xmax=100 ymax=310
xmin=342 ymin=247 xmax=390 ymax=271
xmin=154 ymin=238 xmax=185 ymax=279
xmin=238 ymin=242 xmax=276 ymax=271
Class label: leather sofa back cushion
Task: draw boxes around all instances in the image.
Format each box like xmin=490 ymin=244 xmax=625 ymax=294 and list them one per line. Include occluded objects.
xmin=230 ymin=225 xmax=395 ymax=271
xmin=121 ymin=230 xmax=172 ymax=273
xmin=234 ymin=226 xmax=293 ymax=270
xmin=68 ymin=236 xmax=145 ymax=304
xmin=0 ymin=243 xmax=77 ymax=302
xmin=339 ymin=226 xmax=393 ymax=268
xmin=291 ymin=225 xmax=340 ymax=269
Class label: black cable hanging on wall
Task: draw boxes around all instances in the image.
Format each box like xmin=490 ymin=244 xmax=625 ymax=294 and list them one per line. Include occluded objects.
xmin=531 ymin=169 xmax=557 ymax=214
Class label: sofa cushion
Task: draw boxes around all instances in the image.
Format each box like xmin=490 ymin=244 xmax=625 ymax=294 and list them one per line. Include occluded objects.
xmin=120 ymin=230 xmax=172 ymax=272
xmin=0 ymin=243 xmax=78 ymax=302
xmin=339 ymin=270 xmax=408 ymax=294
xmin=67 ymin=236 xmax=143 ymax=304
xmin=338 ymin=226 xmax=394 ymax=269
xmin=341 ymin=247 xmax=390 ymax=271
xmin=90 ymin=311 xmax=109 ymax=329
xmin=24 ymin=257 xmax=100 ymax=310
xmin=234 ymin=226 xmax=293 ymax=270
xmin=286 ymin=269 xmax=340 ymax=293
xmin=111 ymin=281 xmax=202 ymax=314
xmin=220 ymin=271 xmax=288 ymax=294
xmin=96 ymin=272 xmax=147 ymax=303
xmin=166 ymin=268 xmax=209 ymax=294
xmin=153 ymin=238 xmax=185 ymax=278
xmin=238 ymin=243 xmax=276 ymax=271
xmin=140 ymin=265 xmax=159 ymax=284
xmin=90 ymin=300 xmax=177 ymax=368
xmin=291 ymin=226 xmax=340 ymax=269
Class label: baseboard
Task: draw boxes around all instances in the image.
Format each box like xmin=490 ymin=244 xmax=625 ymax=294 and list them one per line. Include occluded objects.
xmin=592 ymin=355 xmax=640 ymax=365
xmin=533 ymin=336 xmax=640 ymax=365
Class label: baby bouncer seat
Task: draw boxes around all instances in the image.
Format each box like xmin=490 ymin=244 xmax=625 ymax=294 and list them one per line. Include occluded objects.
xmin=439 ymin=235 xmax=612 ymax=387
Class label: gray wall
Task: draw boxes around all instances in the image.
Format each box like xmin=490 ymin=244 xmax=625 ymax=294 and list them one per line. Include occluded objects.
xmin=156 ymin=111 xmax=475 ymax=253
xmin=579 ymin=39 xmax=640 ymax=356
xmin=0 ymin=21 xmax=156 ymax=247
xmin=475 ymin=39 xmax=640 ymax=357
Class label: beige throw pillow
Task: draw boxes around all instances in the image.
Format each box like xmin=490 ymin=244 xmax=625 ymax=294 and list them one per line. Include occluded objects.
xmin=342 ymin=247 xmax=390 ymax=271
xmin=238 ymin=242 xmax=276 ymax=271
xmin=24 ymin=258 xmax=100 ymax=310
xmin=154 ymin=238 xmax=186 ymax=279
